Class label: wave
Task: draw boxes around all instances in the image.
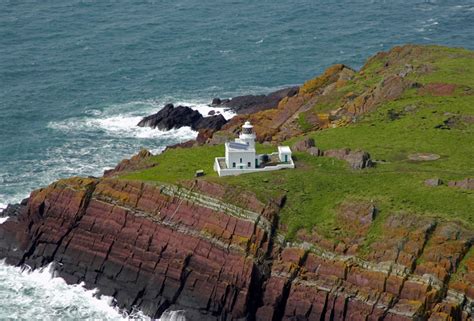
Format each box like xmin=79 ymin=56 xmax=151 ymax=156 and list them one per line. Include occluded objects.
xmin=0 ymin=262 xmax=147 ymax=320
xmin=160 ymin=311 xmax=187 ymax=321
xmin=48 ymin=99 xmax=235 ymax=139
xmin=0 ymin=261 xmax=186 ymax=320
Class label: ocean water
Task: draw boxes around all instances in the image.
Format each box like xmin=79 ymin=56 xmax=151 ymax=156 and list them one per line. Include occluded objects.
xmin=0 ymin=0 xmax=473 ymax=319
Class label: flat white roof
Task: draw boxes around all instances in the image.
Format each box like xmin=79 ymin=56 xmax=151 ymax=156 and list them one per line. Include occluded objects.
xmin=278 ymin=146 xmax=292 ymax=153
xmin=226 ymin=142 xmax=255 ymax=152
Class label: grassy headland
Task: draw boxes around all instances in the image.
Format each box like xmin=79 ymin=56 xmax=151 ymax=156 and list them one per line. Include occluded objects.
xmin=122 ymin=45 xmax=474 ymax=242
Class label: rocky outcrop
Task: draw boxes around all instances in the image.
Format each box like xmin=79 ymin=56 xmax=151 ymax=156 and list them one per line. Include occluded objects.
xmin=0 ymin=177 xmax=473 ymax=320
xmin=324 ymin=148 xmax=373 ymax=169
xmin=258 ymin=213 xmax=474 ymax=321
xmin=420 ymin=83 xmax=457 ymax=96
xmin=343 ymin=74 xmax=414 ymax=116
xmin=137 ymin=104 xmax=227 ymax=132
xmin=291 ymin=139 xmax=373 ymax=170
xmin=212 ymin=45 xmax=453 ymax=143
xmin=292 ymin=138 xmax=315 ymax=152
xmin=0 ymin=177 xmax=277 ymax=320
xmin=425 ymin=178 xmax=443 ymax=187
xmin=1 ymin=45 xmax=473 ymax=320
xmin=448 ymin=178 xmax=474 ymax=190
xmin=104 ymin=149 xmax=155 ymax=177
xmin=213 ymin=87 xmax=299 ymax=114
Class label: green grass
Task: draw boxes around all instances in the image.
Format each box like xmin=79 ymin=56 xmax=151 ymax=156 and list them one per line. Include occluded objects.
xmin=120 ymin=45 xmax=474 ymax=241
xmin=121 ymin=144 xmax=276 ymax=184
xmin=297 ymin=112 xmax=313 ymax=132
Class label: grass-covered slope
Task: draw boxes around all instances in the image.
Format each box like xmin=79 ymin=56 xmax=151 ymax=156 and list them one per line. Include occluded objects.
xmin=121 ymin=45 xmax=474 ymax=242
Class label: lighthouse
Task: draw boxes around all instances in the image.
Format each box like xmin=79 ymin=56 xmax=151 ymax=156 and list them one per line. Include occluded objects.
xmin=238 ymin=121 xmax=256 ymax=148
xmin=214 ymin=120 xmax=294 ymax=176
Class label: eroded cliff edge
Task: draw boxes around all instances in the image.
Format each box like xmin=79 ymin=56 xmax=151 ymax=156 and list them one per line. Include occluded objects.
xmin=0 ymin=176 xmax=473 ymax=320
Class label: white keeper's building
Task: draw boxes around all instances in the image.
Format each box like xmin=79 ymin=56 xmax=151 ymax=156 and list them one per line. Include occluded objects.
xmin=214 ymin=121 xmax=294 ymax=176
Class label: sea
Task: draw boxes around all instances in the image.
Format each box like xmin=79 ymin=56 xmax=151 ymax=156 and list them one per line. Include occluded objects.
xmin=0 ymin=0 xmax=473 ymax=319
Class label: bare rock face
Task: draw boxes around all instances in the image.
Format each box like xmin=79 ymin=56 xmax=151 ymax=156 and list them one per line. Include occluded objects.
xmin=104 ymin=149 xmax=154 ymax=177
xmin=324 ymin=148 xmax=373 ymax=169
xmin=307 ymin=146 xmax=322 ymax=156
xmin=420 ymin=83 xmax=457 ymax=96
xmin=425 ymin=178 xmax=443 ymax=187
xmin=338 ymin=201 xmax=376 ymax=229
xmin=213 ymin=86 xmax=299 ymax=114
xmin=292 ymin=138 xmax=315 ymax=152
xmin=0 ymin=177 xmax=277 ymax=320
xmin=0 ymin=177 xmax=473 ymax=320
xmin=448 ymin=178 xmax=474 ymax=190
xmin=345 ymin=75 xmax=412 ymax=116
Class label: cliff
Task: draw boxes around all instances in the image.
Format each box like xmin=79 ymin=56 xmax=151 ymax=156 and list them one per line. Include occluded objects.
xmin=1 ymin=44 xmax=473 ymax=320
xmin=1 ymin=177 xmax=473 ymax=320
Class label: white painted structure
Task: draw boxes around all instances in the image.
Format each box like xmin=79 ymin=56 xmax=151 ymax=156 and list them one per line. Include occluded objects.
xmin=214 ymin=121 xmax=294 ymax=177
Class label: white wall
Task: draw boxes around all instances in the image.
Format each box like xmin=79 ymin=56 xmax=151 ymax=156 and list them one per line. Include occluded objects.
xmin=226 ymin=150 xmax=256 ymax=169
xmin=215 ymin=155 xmax=295 ymax=177
xmin=279 ymin=152 xmax=292 ymax=163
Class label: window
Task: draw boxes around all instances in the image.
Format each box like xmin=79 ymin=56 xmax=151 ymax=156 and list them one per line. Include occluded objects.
xmin=247 ymin=162 xmax=251 ymax=168
xmin=232 ymin=162 xmax=236 ymax=168
xmin=240 ymin=158 xmax=242 ymax=163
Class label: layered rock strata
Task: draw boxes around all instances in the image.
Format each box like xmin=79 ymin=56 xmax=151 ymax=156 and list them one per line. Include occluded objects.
xmin=0 ymin=177 xmax=472 ymax=320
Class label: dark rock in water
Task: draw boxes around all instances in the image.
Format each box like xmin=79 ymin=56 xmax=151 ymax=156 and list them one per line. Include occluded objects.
xmin=137 ymin=104 xmax=202 ymax=130
xmin=194 ymin=114 xmax=227 ymax=131
xmin=211 ymin=98 xmax=221 ymax=106
xmin=216 ymin=86 xmax=299 ymax=114
xmin=137 ymin=104 xmax=227 ymax=132
xmin=208 ymin=110 xmax=215 ymax=116
xmin=0 ymin=203 xmax=25 ymax=218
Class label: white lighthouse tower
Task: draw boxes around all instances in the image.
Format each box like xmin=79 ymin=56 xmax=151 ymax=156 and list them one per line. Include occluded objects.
xmin=237 ymin=121 xmax=256 ymax=148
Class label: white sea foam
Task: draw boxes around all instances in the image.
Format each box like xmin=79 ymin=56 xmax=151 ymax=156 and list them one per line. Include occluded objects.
xmin=172 ymin=100 xmax=235 ymax=120
xmin=160 ymin=310 xmax=187 ymax=321
xmin=0 ymin=261 xmax=184 ymax=320
xmin=48 ymin=98 xmax=234 ymax=140
xmin=0 ymin=262 xmax=148 ymax=320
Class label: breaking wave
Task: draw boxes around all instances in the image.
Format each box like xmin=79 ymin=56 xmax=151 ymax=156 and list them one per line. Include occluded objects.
xmin=0 ymin=262 xmax=148 ymax=320
xmin=0 ymin=261 xmax=185 ymax=320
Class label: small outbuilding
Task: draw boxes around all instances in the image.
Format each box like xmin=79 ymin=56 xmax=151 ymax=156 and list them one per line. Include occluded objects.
xmin=278 ymin=146 xmax=292 ymax=163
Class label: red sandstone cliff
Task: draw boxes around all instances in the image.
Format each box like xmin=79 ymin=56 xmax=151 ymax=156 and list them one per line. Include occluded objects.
xmin=0 ymin=176 xmax=472 ymax=320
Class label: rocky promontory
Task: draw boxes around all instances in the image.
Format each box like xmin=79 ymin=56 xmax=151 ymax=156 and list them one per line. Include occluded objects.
xmin=1 ymin=44 xmax=473 ymax=320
